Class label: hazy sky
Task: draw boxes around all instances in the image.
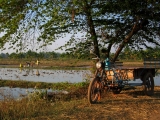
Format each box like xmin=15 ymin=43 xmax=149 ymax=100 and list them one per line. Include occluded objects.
xmin=2 ymin=31 xmax=151 ymax=54
xmin=1 ymin=39 xmax=68 ymax=54
xmin=0 ymin=30 xmax=75 ymax=54
xmin=0 ymin=31 xmax=77 ymax=54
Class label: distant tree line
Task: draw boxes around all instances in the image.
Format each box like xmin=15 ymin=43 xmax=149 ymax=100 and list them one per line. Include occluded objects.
xmin=0 ymin=50 xmax=89 ymax=60
xmin=1 ymin=47 xmax=160 ymax=61
xmin=0 ymin=50 xmax=59 ymax=60
xmin=117 ymin=46 xmax=160 ymax=61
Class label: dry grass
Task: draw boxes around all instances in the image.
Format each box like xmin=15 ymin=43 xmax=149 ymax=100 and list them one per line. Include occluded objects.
xmin=1 ymin=86 xmax=160 ymax=120
xmin=0 ymin=59 xmax=92 ymax=67
xmin=0 ymin=59 xmax=144 ymax=67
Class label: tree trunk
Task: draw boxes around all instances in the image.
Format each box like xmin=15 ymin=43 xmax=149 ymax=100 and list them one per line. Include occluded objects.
xmin=84 ymin=1 xmax=100 ymax=57
xmin=112 ymin=24 xmax=140 ymax=62
xmin=105 ymin=43 xmax=112 ymax=58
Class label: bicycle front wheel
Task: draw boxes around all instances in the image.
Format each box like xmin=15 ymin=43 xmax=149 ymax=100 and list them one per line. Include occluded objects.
xmin=88 ymin=77 xmax=101 ymax=104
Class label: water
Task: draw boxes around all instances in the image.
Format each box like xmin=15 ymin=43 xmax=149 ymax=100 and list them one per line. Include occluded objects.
xmin=154 ymin=76 xmax=160 ymax=86
xmin=0 ymin=68 xmax=92 ymax=100
xmin=0 ymin=87 xmax=35 ymax=100
xmin=1 ymin=67 xmax=160 ymax=85
xmin=0 ymin=87 xmax=69 ymax=100
xmin=0 ymin=68 xmax=91 ymax=83
xmin=0 ymin=67 xmax=160 ymax=100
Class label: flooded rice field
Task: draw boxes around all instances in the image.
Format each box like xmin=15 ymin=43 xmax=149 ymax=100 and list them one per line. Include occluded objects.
xmin=0 ymin=67 xmax=91 ymax=100
xmin=0 ymin=67 xmax=160 ymax=100
xmin=1 ymin=67 xmax=160 ymax=85
xmin=0 ymin=86 xmax=68 ymax=100
xmin=0 ymin=68 xmax=91 ymax=83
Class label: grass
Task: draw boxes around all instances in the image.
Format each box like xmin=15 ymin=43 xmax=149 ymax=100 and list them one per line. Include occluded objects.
xmin=1 ymin=86 xmax=160 ymax=120
xmin=0 ymin=58 xmax=93 ymax=68
xmin=0 ymin=58 xmax=144 ymax=68
xmin=0 ymin=79 xmax=90 ymax=120
xmin=0 ymin=79 xmax=89 ymax=91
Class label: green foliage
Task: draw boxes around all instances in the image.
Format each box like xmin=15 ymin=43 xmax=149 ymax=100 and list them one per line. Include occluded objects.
xmin=0 ymin=50 xmax=90 ymax=60
xmin=27 ymin=89 xmax=47 ymax=101
xmin=1 ymin=0 xmax=160 ymax=61
xmin=1 ymin=46 xmax=160 ymax=61
xmin=0 ymin=79 xmax=89 ymax=91
xmin=119 ymin=46 xmax=160 ymax=61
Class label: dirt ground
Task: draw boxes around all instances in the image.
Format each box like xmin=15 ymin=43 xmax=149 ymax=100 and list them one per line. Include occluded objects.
xmin=44 ymin=86 xmax=160 ymax=120
xmin=84 ymin=86 xmax=160 ymax=120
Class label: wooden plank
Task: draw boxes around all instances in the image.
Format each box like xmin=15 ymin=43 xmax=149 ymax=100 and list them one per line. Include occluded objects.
xmin=143 ymin=60 xmax=160 ymax=67
xmin=110 ymin=61 xmax=123 ymax=67
xmin=114 ymin=61 xmax=123 ymax=66
xmin=144 ymin=61 xmax=160 ymax=64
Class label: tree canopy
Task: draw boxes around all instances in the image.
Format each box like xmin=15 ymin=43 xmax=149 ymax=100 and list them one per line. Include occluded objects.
xmin=0 ymin=0 xmax=160 ymax=61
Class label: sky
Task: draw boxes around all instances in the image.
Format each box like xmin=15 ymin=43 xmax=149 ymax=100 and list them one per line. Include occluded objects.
xmin=0 ymin=31 xmax=73 ymax=54
xmin=1 ymin=31 xmax=151 ymax=54
xmin=1 ymin=39 xmax=68 ymax=54
xmin=0 ymin=29 xmax=82 ymax=54
xmin=0 ymin=34 xmax=123 ymax=54
xmin=0 ymin=32 xmax=90 ymax=54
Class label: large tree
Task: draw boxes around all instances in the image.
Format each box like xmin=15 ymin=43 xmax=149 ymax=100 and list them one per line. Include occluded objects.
xmin=1 ymin=0 xmax=160 ymax=61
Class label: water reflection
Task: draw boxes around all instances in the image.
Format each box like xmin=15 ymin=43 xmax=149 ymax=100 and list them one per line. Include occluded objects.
xmin=0 ymin=87 xmax=34 ymax=100
xmin=1 ymin=67 xmax=160 ymax=85
xmin=1 ymin=67 xmax=160 ymax=100
xmin=0 ymin=87 xmax=69 ymax=100
xmin=154 ymin=76 xmax=160 ymax=86
xmin=0 ymin=68 xmax=91 ymax=83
